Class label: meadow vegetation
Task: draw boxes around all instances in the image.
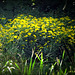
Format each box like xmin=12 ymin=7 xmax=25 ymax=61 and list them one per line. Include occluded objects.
xmin=0 ymin=13 xmax=75 ymax=75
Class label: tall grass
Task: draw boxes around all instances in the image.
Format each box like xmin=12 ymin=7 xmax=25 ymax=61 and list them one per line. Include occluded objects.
xmin=0 ymin=49 xmax=75 ymax=75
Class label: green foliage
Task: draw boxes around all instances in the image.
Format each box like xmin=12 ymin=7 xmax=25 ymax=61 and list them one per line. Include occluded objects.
xmin=0 ymin=49 xmax=74 ymax=75
xmin=0 ymin=7 xmax=75 ymax=74
xmin=0 ymin=15 xmax=75 ymax=59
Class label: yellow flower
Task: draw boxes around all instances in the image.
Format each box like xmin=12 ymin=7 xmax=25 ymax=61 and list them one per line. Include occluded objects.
xmin=60 ymin=17 xmax=64 ymax=20
xmin=12 ymin=33 xmax=14 ymax=34
xmin=33 ymin=35 xmax=36 ymax=38
xmin=48 ymin=31 xmax=52 ymax=33
xmin=48 ymin=36 xmax=51 ymax=37
xmin=22 ymin=47 xmax=24 ymax=49
xmin=30 ymin=40 xmax=33 ymax=43
xmin=52 ymin=37 xmax=54 ymax=39
xmin=8 ymin=19 xmax=12 ymax=21
xmin=28 ymin=33 xmax=31 ymax=36
xmin=14 ymin=35 xmax=18 ymax=38
xmin=53 ymin=29 xmax=55 ymax=31
xmin=64 ymin=16 xmax=70 ymax=20
xmin=22 ymin=44 xmax=25 ymax=46
xmin=18 ymin=25 xmax=21 ymax=28
xmin=0 ymin=43 xmax=2 ymax=47
xmin=44 ymin=42 xmax=47 ymax=46
xmin=20 ymin=14 xmax=24 ymax=16
xmin=24 ymin=35 xmax=28 ymax=37
xmin=47 ymin=41 xmax=50 ymax=43
xmin=2 ymin=17 xmax=6 ymax=20
xmin=68 ymin=35 xmax=71 ymax=37
xmin=10 ymin=38 xmax=14 ymax=41
xmin=20 ymin=19 xmax=25 ymax=24
xmin=39 ymin=46 xmax=43 ymax=49
xmin=44 ymin=29 xmax=47 ymax=33
xmin=17 ymin=17 xmax=21 ymax=19
xmin=58 ymin=23 xmax=64 ymax=26
xmin=25 ymin=40 xmax=27 ymax=41
xmin=20 ymin=31 xmax=24 ymax=34
xmin=29 ymin=15 xmax=33 ymax=18
xmin=68 ymin=21 xmax=72 ymax=23
xmin=40 ymin=34 xmax=42 ymax=36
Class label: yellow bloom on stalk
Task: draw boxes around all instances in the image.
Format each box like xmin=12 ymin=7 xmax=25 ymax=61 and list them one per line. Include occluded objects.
xmin=64 ymin=16 xmax=70 ymax=20
xmin=50 ymin=25 xmax=54 ymax=27
xmin=70 ymin=26 xmax=73 ymax=28
xmin=22 ymin=44 xmax=25 ymax=46
xmin=9 ymin=38 xmax=14 ymax=42
xmin=42 ymin=33 xmax=45 ymax=35
xmin=1 ymin=17 xmax=6 ymax=20
xmin=12 ymin=33 xmax=14 ymax=34
xmin=14 ymin=35 xmax=18 ymax=38
xmin=54 ymin=18 xmax=58 ymax=21
xmin=17 ymin=36 xmax=20 ymax=40
xmin=29 ymin=15 xmax=33 ymax=18
xmin=24 ymin=35 xmax=28 ymax=37
xmin=25 ymin=29 xmax=29 ymax=33
xmin=8 ymin=19 xmax=12 ymax=21
xmin=20 ymin=19 xmax=25 ymax=24
xmin=44 ymin=42 xmax=47 ymax=46
xmin=30 ymin=29 xmax=34 ymax=32
xmin=48 ymin=36 xmax=51 ymax=37
xmin=25 ymin=40 xmax=27 ymax=41
xmin=14 ymin=30 xmax=18 ymax=32
xmin=28 ymin=33 xmax=31 ymax=36
xmin=40 ymin=34 xmax=42 ymax=36
xmin=58 ymin=23 xmax=64 ymax=25
xmin=48 ymin=30 xmax=52 ymax=34
xmin=12 ymin=25 xmax=17 ymax=28
xmin=44 ymin=29 xmax=47 ymax=33
xmin=35 ymin=28 xmax=39 ymax=32
xmin=71 ymin=37 xmax=74 ymax=39
xmin=39 ymin=46 xmax=43 ymax=49
xmin=33 ymin=34 xmax=36 ymax=38
xmin=52 ymin=37 xmax=54 ymax=39
xmin=18 ymin=25 xmax=22 ymax=28
xmin=20 ymin=14 xmax=24 ymax=16
xmin=17 ymin=17 xmax=21 ymax=19
xmin=68 ymin=21 xmax=72 ymax=23
xmin=0 ymin=43 xmax=2 ymax=47
xmin=60 ymin=17 xmax=64 ymax=20
xmin=62 ymin=27 xmax=65 ymax=31
xmin=20 ymin=31 xmax=24 ymax=34
xmin=13 ymin=18 xmax=20 ymax=22
xmin=53 ymin=29 xmax=55 ymax=31
xmin=22 ymin=47 xmax=24 ymax=49
xmin=23 ymin=24 xmax=26 ymax=28
xmin=47 ymin=41 xmax=50 ymax=43
xmin=30 ymin=40 xmax=33 ymax=43
xmin=68 ymin=35 xmax=71 ymax=38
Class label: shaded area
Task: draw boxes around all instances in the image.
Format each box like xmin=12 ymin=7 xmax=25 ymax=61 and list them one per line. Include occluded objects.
xmin=0 ymin=0 xmax=75 ymax=19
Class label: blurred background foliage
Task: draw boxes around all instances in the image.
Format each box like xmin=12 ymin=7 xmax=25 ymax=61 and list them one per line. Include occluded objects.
xmin=0 ymin=0 xmax=75 ymax=19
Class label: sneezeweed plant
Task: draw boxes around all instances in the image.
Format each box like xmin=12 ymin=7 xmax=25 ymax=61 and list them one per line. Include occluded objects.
xmin=0 ymin=14 xmax=75 ymax=59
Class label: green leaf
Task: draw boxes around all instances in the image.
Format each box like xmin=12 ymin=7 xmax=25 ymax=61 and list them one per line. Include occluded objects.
xmin=15 ymin=63 xmax=21 ymax=72
xmin=62 ymin=50 xmax=65 ymax=59
xmin=24 ymin=60 xmax=27 ymax=75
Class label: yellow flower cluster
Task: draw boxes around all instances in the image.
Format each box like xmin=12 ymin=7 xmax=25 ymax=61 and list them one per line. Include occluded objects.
xmin=0 ymin=14 xmax=75 ymax=51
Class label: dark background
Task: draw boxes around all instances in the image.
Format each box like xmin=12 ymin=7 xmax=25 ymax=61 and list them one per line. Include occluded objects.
xmin=0 ymin=0 xmax=75 ymax=19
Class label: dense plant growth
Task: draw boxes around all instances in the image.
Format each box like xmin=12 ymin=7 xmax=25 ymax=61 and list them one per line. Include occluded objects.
xmin=0 ymin=14 xmax=75 ymax=74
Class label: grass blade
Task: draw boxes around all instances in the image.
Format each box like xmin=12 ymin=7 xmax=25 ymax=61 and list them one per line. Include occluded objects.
xmin=15 ymin=63 xmax=21 ymax=72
